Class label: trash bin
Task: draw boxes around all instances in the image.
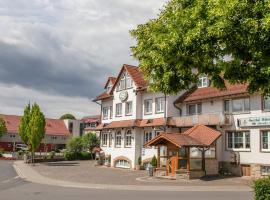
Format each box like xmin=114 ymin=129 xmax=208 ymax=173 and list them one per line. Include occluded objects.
xmin=148 ymin=166 xmax=154 ymax=177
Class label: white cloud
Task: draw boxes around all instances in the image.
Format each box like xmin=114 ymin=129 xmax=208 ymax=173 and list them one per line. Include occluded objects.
xmin=0 ymin=0 xmax=167 ymax=118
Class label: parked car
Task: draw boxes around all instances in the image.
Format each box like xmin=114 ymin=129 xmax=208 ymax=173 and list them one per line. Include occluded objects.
xmin=15 ymin=144 xmax=28 ymax=151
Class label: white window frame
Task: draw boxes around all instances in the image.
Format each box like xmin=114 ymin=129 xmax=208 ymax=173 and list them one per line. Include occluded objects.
xmin=115 ymin=159 xmax=130 ymax=169
xmin=155 ymin=97 xmax=165 ymax=113
xmin=102 ymin=107 xmax=109 ymax=120
xmin=117 ymin=71 xmax=133 ymax=91
xmin=261 ymin=131 xmax=270 ymax=152
xmin=107 ymin=83 xmax=112 ymax=93
xmin=125 ymin=101 xmax=132 ymax=116
xmin=198 ymin=76 xmax=208 ymax=88
xmin=144 ymin=131 xmax=152 ymax=144
xmin=115 ymin=131 xmax=122 ymax=148
xmin=125 ymin=130 xmax=132 ymax=147
xmin=144 ymin=99 xmax=153 ymax=115
xmin=187 ymin=103 xmax=202 ymax=115
xmin=261 ymin=166 xmax=270 ymax=176
xmin=101 ymin=132 xmax=108 ymax=147
xmin=226 ymin=131 xmax=250 ymax=151
xmin=224 ymin=99 xmax=230 ymax=113
xmin=263 ymin=96 xmax=270 ymax=111
xmin=115 ymin=103 xmax=122 ymax=117
xmin=231 ymin=97 xmax=250 ymax=113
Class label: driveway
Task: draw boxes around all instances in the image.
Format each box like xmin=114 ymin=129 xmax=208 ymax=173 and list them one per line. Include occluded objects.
xmin=32 ymin=160 xmax=252 ymax=186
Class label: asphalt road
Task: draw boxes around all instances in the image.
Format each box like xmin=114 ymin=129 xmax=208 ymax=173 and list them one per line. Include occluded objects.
xmin=0 ymin=161 xmax=253 ymax=200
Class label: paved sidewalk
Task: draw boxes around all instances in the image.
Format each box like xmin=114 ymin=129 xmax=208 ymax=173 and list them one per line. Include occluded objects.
xmin=13 ymin=161 xmax=252 ymax=192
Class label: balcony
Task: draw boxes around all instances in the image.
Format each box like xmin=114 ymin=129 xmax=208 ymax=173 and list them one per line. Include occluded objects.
xmin=170 ymin=112 xmax=232 ymax=127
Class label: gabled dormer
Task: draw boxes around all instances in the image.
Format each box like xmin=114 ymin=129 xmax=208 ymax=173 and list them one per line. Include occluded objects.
xmin=104 ymin=77 xmax=117 ymax=94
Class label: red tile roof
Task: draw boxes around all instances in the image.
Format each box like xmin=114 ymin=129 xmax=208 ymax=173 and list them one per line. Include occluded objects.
xmin=94 ymin=92 xmax=113 ymax=101
xmin=139 ymin=118 xmax=166 ymax=127
xmin=81 ymin=115 xmax=101 ymax=123
xmin=94 ymin=64 xmax=148 ymax=101
xmin=104 ymin=119 xmax=140 ymax=129
xmin=146 ymin=124 xmax=221 ymax=147
xmin=0 ymin=114 xmax=70 ymax=136
xmin=104 ymin=77 xmax=117 ymax=89
xmin=175 ymin=83 xmax=248 ymax=103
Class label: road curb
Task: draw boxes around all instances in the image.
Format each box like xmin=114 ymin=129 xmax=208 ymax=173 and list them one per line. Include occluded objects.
xmin=13 ymin=161 xmax=252 ymax=192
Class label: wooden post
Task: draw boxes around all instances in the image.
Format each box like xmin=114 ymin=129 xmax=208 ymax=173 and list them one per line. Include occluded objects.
xmin=187 ymin=147 xmax=190 ymax=171
xmin=202 ymin=147 xmax=206 ymax=175
xmin=157 ymin=146 xmax=160 ymax=168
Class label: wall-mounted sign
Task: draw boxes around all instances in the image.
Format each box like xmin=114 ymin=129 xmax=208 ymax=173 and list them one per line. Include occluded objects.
xmin=238 ymin=116 xmax=270 ymax=127
xmin=119 ymin=91 xmax=128 ymax=102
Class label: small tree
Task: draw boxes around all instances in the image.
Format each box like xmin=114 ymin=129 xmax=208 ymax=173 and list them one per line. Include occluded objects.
xmin=151 ymin=155 xmax=157 ymax=167
xmin=82 ymin=133 xmax=99 ymax=159
xmin=67 ymin=136 xmax=83 ymax=154
xmin=19 ymin=103 xmax=46 ymax=164
xmin=0 ymin=118 xmax=7 ymax=138
xmin=60 ymin=113 xmax=76 ymax=120
xmin=253 ymin=177 xmax=270 ymax=200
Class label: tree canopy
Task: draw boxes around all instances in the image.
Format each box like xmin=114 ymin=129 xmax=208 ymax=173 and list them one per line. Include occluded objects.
xmin=82 ymin=133 xmax=100 ymax=152
xmin=0 ymin=118 xmax=7 ymax=138
xmin=131 ymin=0 xmax=270 ymax=95
xmin=19 ymin=103 xmax=46 ymax=163
xmin=60 ymin=113 xmax=76 ymax=120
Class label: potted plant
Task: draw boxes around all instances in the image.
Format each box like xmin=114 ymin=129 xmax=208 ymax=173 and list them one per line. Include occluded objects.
xmin=135 ymin=156 xmax=142 ymax=170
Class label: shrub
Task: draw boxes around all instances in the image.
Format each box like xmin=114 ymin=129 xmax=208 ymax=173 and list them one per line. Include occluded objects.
xmin=138 ymin=156 xmax=142 ymax=165
xmin=78 ymin=152 xmax=91 ymax=160
xmin=151 ymin=155 xmax=157 ymax=167
xmin=64 ymin=152 xmax=77 ymax=161
xmin=253 ymin=176 xmax=270 ymax=200
xmin=47 ymin=151 xmax=55 ymax=159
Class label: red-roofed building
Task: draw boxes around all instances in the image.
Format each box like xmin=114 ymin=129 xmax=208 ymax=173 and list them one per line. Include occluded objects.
xmin=93 ymin=65 xmax=270 ymax=179
xmin=0 ymin=114 xmax=71 ymax=152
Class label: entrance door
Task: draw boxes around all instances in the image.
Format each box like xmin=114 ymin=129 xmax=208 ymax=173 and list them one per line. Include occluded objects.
xmin=241 ymin=165 xmax=251 ymax=176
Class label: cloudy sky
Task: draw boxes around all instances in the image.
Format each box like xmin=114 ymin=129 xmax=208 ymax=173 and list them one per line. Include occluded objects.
xmin=0 ymin=0 xmax=167 ymax=119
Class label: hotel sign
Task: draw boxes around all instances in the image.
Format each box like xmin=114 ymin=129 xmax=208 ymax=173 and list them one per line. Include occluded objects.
xmin=239 ymin=116 xmax=270 ymax=127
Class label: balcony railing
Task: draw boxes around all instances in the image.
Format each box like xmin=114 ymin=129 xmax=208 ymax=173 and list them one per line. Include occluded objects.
xmin=170 ymin=112 xmax=232 ymax=127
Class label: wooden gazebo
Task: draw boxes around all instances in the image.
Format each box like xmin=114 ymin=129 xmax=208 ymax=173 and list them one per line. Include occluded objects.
xmin=146 ymin=124 xmax=221 ymax=178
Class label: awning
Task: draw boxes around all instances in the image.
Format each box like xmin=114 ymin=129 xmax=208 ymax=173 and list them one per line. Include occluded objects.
xmin=146 ymin=124 xmax=221 ymax=147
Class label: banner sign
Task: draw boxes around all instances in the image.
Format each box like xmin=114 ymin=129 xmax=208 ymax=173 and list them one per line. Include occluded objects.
xmin=239 ymin=116 xmax=270 ymax=127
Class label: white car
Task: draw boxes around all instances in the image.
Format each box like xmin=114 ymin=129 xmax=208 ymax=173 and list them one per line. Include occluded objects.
xmin=15 ymin=144 xmax=28 ymax=151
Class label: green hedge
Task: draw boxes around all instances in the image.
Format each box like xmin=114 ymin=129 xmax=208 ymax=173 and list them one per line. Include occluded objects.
xmin=64 ymin=151 xmax=92 ymax=161
xmin=254 ymin=176 xmax=270 ymax=200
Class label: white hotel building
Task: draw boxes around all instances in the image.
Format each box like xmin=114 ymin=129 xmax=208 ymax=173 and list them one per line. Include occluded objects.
xmin=94 ymin=64 xmax=270 ymax=179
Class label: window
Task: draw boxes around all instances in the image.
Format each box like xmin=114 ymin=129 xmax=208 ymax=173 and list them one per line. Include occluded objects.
xmin=144 ymin=99 xmax=153 ymax=114
xmin=115 ymin=103 xmax=122 ymax=117
xmin=103 ymin=107 xmax=109 ymax=119
xmin=125 ymin=130 xmax=132 ymax=147
xmin=107 ymin=83 xmax=112 ymax=93
xmin=263 ymin=96 xmax=270 ymax=111
xmin=155 ymin=97 xmax=165 ymax=113
xmin=115 ymin=131 xmax=122 ymax=147
xmin=110 ymin=106 xmax=113 ymax=119
xmin=144 ymin=131 xmax=152 ymax=144
xmin=117 ymin=71 xmax=133 ymax=91
xmin=115 ymin=159 xmax=130 ymax=168
xmin=232 ymin=98 xmax=250 ymax=113
xmin=109 ymin=132 xmax=112 ymax=147
xmin=187 ymin=103 xmax=202 ymax=115
xmin=261 ymin=166 xmax=270 ymax=176
xmin=198 ymin=76 xmax=208 ymax=88
xmin=101 ymin=133 xmax=108 ymax=146
xmin=125 ymin=101 xmax=132 ymax=116
xmin=261 ymin=131 xmax=270 ymax=151
xmin=227 ymin=131 xmax=250 ymax=150
xmin=224 ymin=100 xmax=230 ymax=113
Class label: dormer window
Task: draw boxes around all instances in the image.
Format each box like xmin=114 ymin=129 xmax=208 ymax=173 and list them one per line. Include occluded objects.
xmin=107 ymin=83 xmax=112 ymax=93
xmin=117 ymin=71 xmax=133 ymax=91
xmin=198 ymin=75 xmax=209 ymax=88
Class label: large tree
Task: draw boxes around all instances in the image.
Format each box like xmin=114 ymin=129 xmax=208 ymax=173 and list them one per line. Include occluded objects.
xmin=19 ymin=103 xmax=46 ymax=163
xmin=60 ymin=113 xmax=76 ymax=120
xmin=0 ymin=118 xmax=7 ymax=138
xmin=131 ymin=0 xmax=270 ymax=95
xmin=82 ymin=133 xmax=100 ymax=159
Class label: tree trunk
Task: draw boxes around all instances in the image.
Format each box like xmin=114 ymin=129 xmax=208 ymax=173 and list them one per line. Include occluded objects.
xmin=31 ymin=150 xmax=35 ymax=165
